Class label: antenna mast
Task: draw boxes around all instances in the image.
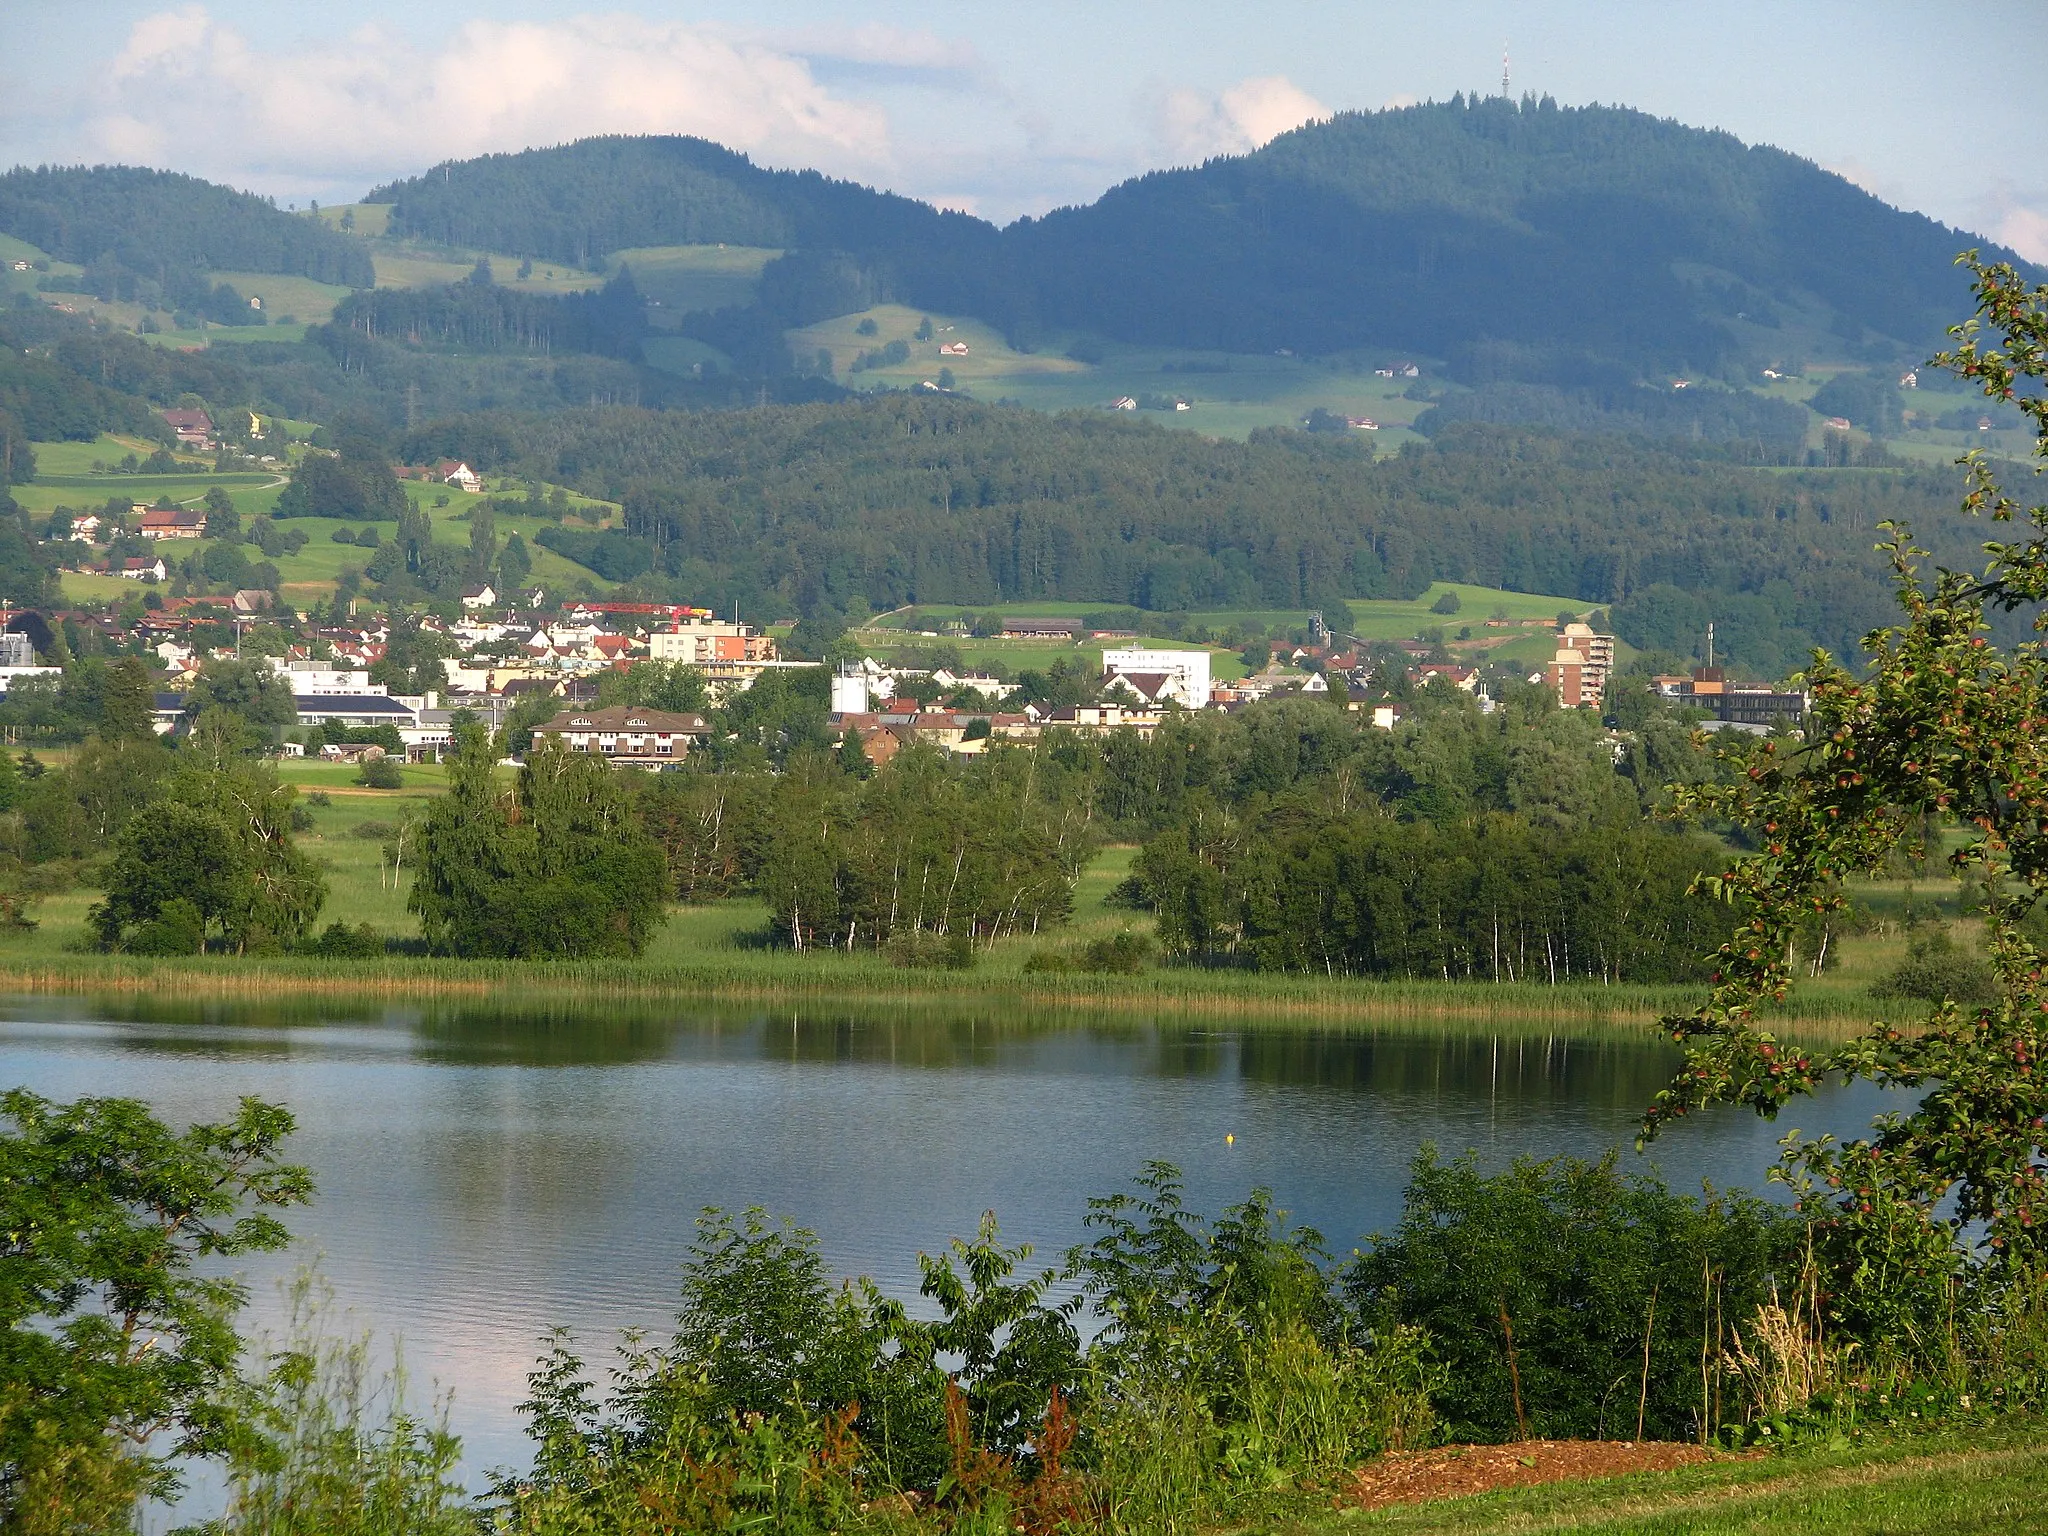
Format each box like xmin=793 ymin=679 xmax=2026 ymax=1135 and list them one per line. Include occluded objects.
xmin=1501 ymin=42 xmax=1511 ymax=99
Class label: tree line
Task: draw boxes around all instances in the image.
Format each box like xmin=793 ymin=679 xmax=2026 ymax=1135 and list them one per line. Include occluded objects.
xmin=0 ymin=165 xmax=374 ymax=286
xmin=397 ymin=395 xmax=1982 ymax=671
xmin=322 ymin=265 xmax=648 ymax=362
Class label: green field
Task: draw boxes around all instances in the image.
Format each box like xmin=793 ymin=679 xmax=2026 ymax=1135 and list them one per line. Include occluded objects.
xmin=784 ymin=303 xmax=1436 ymax=444
xmin=22 ymin=441 xmax=614 ymax=605
xmin=850 ymin=582 xmax=1602 ymax=675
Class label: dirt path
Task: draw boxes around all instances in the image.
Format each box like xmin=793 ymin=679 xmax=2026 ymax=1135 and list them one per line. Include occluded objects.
xmin=1339 ymin=1441 xmax=1721 ymax=1511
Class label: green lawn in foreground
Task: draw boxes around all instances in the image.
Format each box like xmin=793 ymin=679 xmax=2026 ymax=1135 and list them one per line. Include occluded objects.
xmin=1268 ymin=1420 xmax=2048 ymax=1536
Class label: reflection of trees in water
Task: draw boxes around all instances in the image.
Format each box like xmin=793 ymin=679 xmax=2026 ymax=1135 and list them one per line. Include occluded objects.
xmin=1235 ymin=1029 xmax=1679 ymax=1109
xmin=14 ymin=993 xmax=1678 ymax=1104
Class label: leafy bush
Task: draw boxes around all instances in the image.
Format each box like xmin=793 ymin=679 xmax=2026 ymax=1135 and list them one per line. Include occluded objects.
xmin=1346 ymin=1150 xmax=1799 ymax=1442
xmin=355 ymin=757 xmax=403 ymax=790
xmin=126 ymin=896 xmax=205 ymax=955
xmin=1079 ymin=930 xmax=1154 ymax=974
xmin=1869 ymin=926 xmax=1996 ymax=1003
xmin=886 ymin=928 xmax=977 ymax=970
xmin=349 ymin=819 xmax=397 ymax=840
xmin=304 ymin=921 xmax=384 ymax=958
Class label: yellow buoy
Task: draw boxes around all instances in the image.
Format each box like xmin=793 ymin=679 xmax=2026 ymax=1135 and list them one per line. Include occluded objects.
xmin=1225 ymin=1133 xmax=1235 ymax=1145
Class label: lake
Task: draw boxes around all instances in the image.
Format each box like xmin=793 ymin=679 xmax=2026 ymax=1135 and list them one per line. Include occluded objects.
xmin=0 ymin=994 xmax=1881 ymax=1492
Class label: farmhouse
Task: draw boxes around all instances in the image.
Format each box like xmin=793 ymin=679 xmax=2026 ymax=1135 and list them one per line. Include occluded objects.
xmin=939 ymin=341 xmax=970 ymax=356
xmin=537 ymin=706 xmax=712 ymax=766
xmin=431 ymin=460 xmax=482 ymax=492
xmin=460 ymin=584 xmax=497 ymax=610
xmin=139 ymin=507 xmax=206 ymax=540
xmin=158 ymin=408 xmax=215 ymax=449
xmin=999 ymin=617 xmax=1081 ymax=640
xmin=119 ymin=557 xmax=168 ymax=581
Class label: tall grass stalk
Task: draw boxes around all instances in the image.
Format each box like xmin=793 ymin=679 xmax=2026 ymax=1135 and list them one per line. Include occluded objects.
xmin=216 ymin=1273 xmax=470 ymax=1536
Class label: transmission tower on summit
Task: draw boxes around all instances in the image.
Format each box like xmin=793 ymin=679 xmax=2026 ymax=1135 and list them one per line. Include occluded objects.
xmin=1501 ymin=43 xmax=1511 ymax=99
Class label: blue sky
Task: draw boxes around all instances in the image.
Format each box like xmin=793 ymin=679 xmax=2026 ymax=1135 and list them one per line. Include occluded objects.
xmin=4 ymin=2 xmax=2043 ymax=256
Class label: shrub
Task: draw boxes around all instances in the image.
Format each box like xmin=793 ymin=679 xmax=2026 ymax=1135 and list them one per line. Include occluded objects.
xmin=306 ymin=791 xmax=331 ymax=808
xmin=1346 ymin=1150 xmax=1799 ymax=1442
xmin=126 ymin=896 xmax=205 ymax=955
xmin=355 ymin=757 xmax=403 ymax=790
xmin=1869 ymin=926 xmax=1996 ymax=1003
xmin=1080 ymin=930 xmax=1154 ymax=973
xmin=886 ymin=929 xmax=977 ymax=970
xmin=349 ymin=819 xmax=397 ymax=840
xmin=1430 ymin=590 xmax=1461 ymax=614
xmin=304 ymin=921 xmax=385 ymax=958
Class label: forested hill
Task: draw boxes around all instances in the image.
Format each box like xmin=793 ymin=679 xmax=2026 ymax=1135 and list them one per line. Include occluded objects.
xmin=356 ymin=101 xmax=2031 ymax=382
xmin=0 ymin=166 xmax=374 ymax=286
xmin=366 ymin=136 xmax=996 ymax=320
xmin=992 ymin=98 xmax=2019 ymax=372
xmin=396 ymin=396 xmax=1979 ymax=672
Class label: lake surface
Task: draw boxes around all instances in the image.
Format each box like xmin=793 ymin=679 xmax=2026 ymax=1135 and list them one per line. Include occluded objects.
xmin=0 ymin=993 xmax=1882 ymax=1492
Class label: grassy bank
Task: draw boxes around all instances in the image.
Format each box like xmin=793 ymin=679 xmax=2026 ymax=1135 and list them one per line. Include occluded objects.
xmin=1265 ymin=1418 xmax=2048 ymax=1535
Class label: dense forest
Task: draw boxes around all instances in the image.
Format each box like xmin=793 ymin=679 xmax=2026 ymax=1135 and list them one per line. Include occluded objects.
xmin=396 ymin=395 xmax=1978 ymax=673
xmin=0 ymin=166 xmax=373 ymax=286
xmin=324 ymin=265 xmax=648 ymax=361
xmin=353 ymin=102 xmax=2035 ymax=382
xmin=989 ymin=98 xmax=2021 ymax=374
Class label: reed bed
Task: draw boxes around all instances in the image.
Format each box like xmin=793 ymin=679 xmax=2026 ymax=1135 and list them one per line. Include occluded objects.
xmin=0 ymin=950 xmax=1903 ymax=1042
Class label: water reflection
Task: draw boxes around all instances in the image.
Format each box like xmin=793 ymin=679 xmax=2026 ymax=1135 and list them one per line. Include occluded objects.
xmin=0 ymin=993 xmax=1876 ymax=1489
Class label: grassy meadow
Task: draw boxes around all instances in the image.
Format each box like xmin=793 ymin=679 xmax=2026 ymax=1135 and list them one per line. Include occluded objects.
xmin=783 ymin=302 xmax=1437 ymax=444
xmin=20 ymin=437 xmax=617 ymax=605
xmin=849 ymin=581 xmax=1613 ymax=676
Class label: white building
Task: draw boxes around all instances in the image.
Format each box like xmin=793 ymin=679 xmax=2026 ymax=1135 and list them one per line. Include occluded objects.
xmin=270 ymin=660 xmax=386 ymax=696
xmin=831 ymin=666 xmax=871 ymax=715
xmin=1101 ymin=645 xmax=1212 ymax=710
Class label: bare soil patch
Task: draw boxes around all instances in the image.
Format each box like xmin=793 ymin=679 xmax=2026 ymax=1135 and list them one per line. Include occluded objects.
xmin=1339 ymin=1440 xmax=1722 ymax=1510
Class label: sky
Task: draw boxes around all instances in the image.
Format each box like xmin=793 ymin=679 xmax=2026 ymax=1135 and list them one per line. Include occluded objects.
xmin=2 ymin=1 xmax=2044 ymax=258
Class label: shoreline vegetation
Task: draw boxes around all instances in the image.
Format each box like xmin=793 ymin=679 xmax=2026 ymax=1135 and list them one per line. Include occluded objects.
xmin=0 ymin=946 xmax=1913 ymax=1039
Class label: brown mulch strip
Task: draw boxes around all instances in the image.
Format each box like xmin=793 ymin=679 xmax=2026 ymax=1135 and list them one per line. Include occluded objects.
xmin=1339 ymin=1440 xmax=1720 ymax=1510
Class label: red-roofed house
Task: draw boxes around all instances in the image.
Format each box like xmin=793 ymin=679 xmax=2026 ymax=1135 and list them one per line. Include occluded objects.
xmin=139 ymin=507 xmax=207 ymax=540
xmin=159 ymin=408 xmax=215 ymax=449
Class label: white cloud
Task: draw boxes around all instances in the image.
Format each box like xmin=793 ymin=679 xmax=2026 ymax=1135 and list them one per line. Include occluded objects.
xmin=770 ymin=23 xmax=980 ymax=74
xmin=92 ymin=6 xmax=893 ymax=193
xmin=1153 ymin=74 xmax=1327 ymax=164
xmin=1990 ymin=204 xmax=2048 ymax=265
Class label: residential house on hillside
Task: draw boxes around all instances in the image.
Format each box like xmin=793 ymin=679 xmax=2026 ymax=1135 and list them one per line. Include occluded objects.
xmin=139 ymin=507 xmax=206 ymax=540
xmin=427 ymin=460 xmax=481 ymax=492
xmin=460 ymin=584 xmax=497 ymax=610
xmin=119 ymin=556 xmax=168 ymax=581
xmin=939 ymin=341 xmax=970 ymax=356
xmin=159 ymin=408 xmax=214 ymax=449
xmin=538 ymin=706 xmax=711 ymax=766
